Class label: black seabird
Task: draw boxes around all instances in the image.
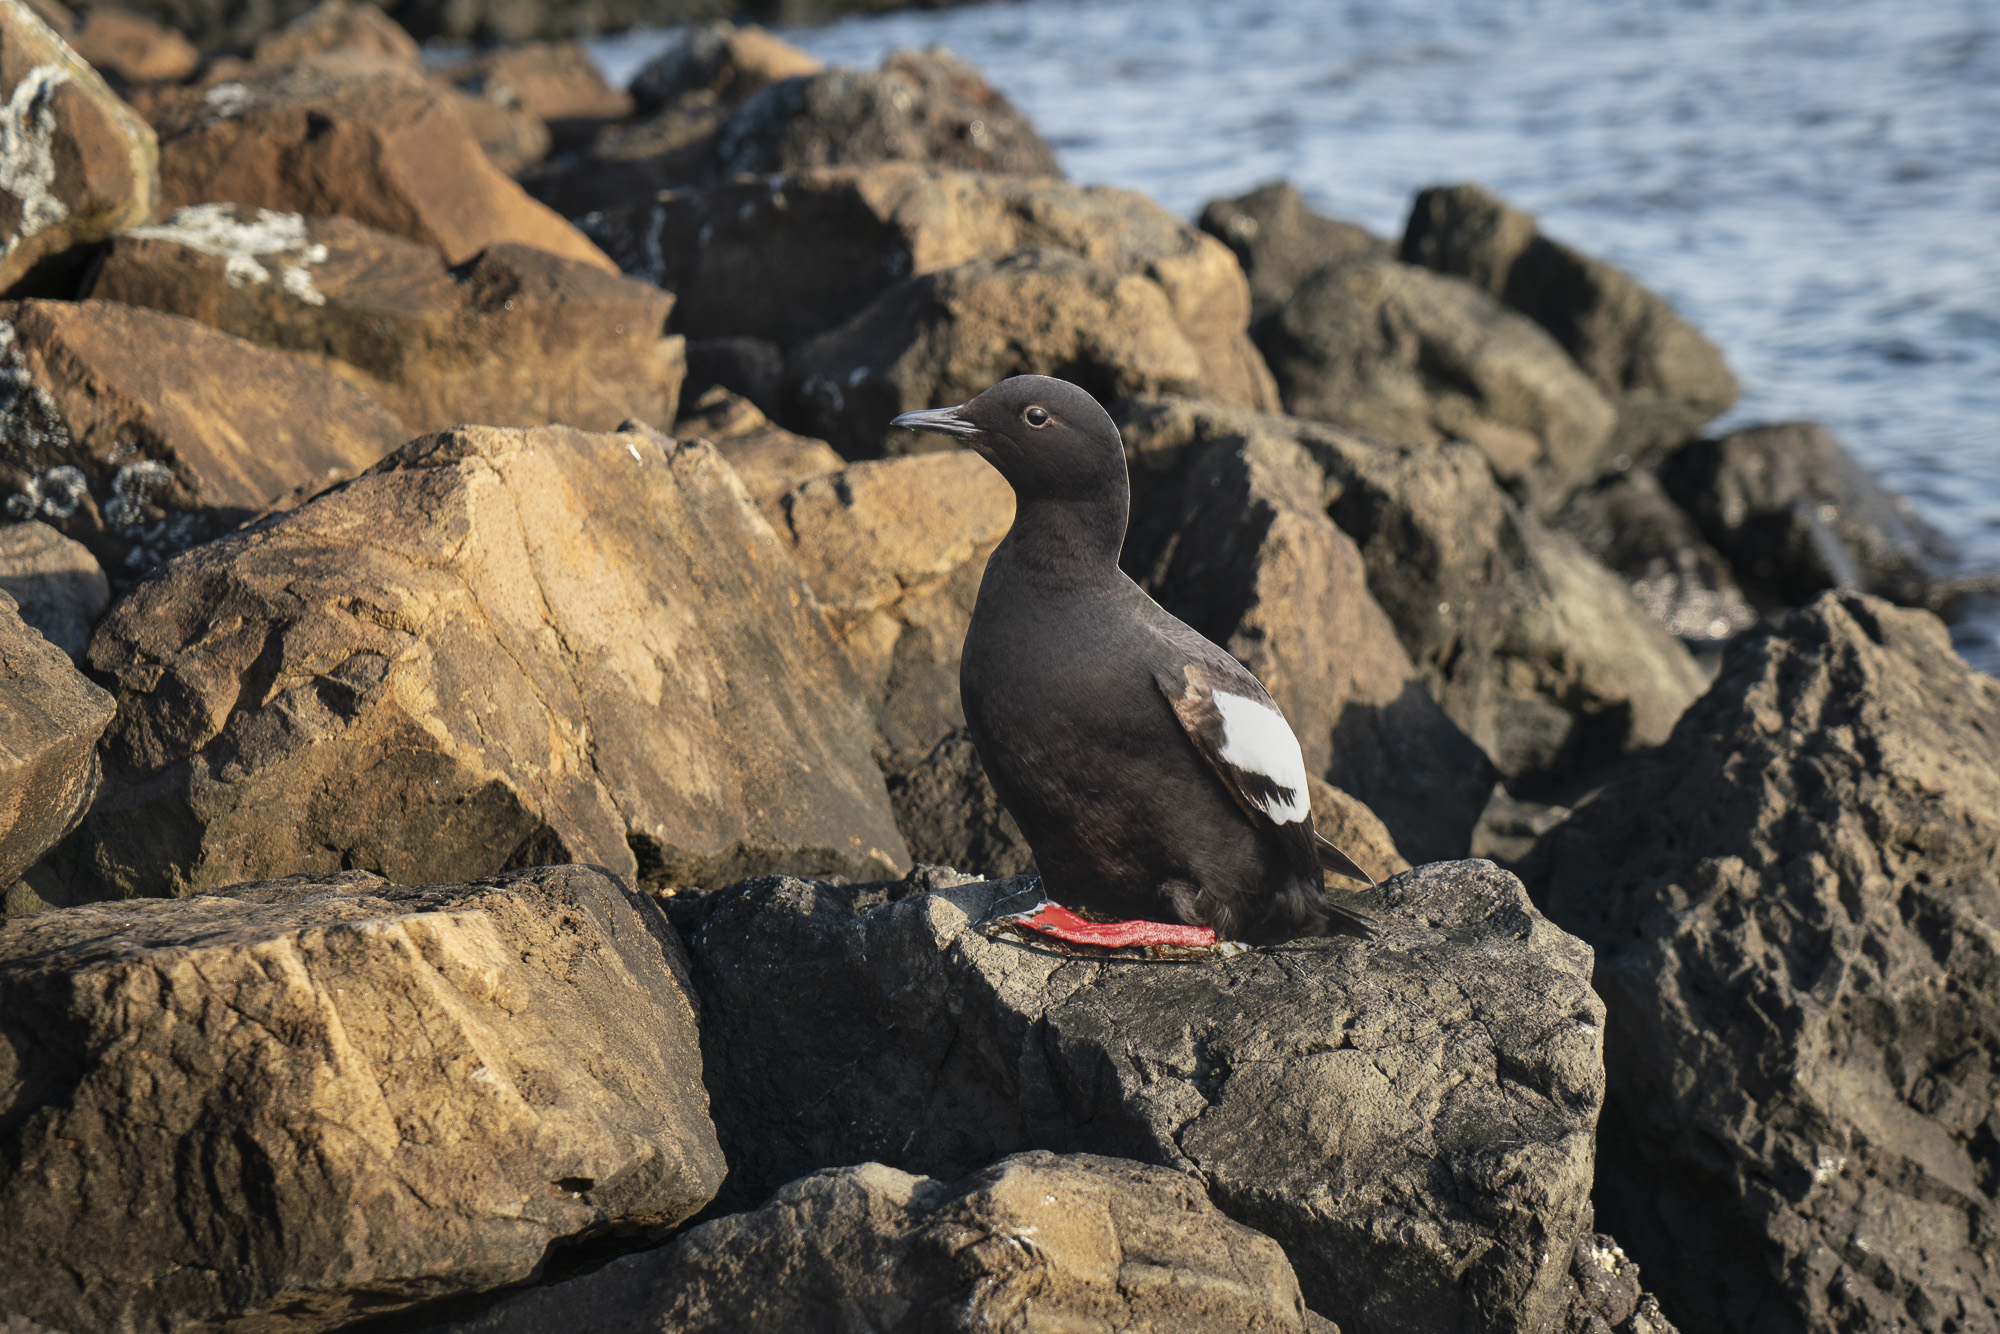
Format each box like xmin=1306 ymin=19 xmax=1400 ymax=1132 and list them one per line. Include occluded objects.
xmin=893 ymin=375 xmax=1375 ymax=948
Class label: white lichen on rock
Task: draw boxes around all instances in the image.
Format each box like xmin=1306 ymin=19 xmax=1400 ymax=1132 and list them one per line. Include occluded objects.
xmin=0 ymin=318 xmax=77 ymax=523
xmin=0 ymin=63 xmax=74 ymax=263
xmin=127 ymin=203 xmax=332 ymax=305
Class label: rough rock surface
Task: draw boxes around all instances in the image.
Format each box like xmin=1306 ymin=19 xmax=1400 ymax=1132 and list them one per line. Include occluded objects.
xmin=787 ymin=248 xmax=1208 ymax=458
xmin=0 ymin=297 xmax=409 ymax=576
xmin=432 ymin=1152 xmax=1325 ymax=1334
xmin=627 ymin=19 xmax=820 ymax=114
xmin=1528 ymin=593 xmax=2000 ymax=1334
xmin=64 ymin=6 xmax=198 ymax=83
xmin=588 ymin=165 xmax=1277 ymax=414
xmin=1199 ymin=180 xmax=1391 ymax=321
xmin=0 ymin=587 xmax=112 ymax=886
xmin=436 ymin=40 xmax=631 ymax=138
xmin=1402 ymin=182 xmax=1739 ymax=458
xmin=90 ymin=205 xmax=685 ymax=434
xmin=58 ymin=422 xmax=908 ymax=900
xmin=246 ymin=0 xmax=420 ymax=70
xmin=713 ymin=46 xmax=1060 ymax=182
xmin=1550 ymin=1210 xmax=1682 ymax=1334
xmin=149 ymin=59 xmax=616 ymax=271
xmin=0 ymin=0 xmax=158 ymax=293
xmin=1660 ymin=420 xmax=1958 ymax=610
xmin=879 ymin=728 xmax=1033 ymax=880
xmin=0 ymin=519 xmax=105 ymax=659
xmin=1555 ymin=464 xmax=1758 ymax=648
xmin=679 ymin=860 xmax=1606 ymax=1334
xmin=1120 ymin=410 xmax=1494 ymax=863
xmin=1308 ymin=775 xmax=1409 ymax=883
xmin=672 ymin=386 xmax=842 ymax=512
xmin=1258 ymin=253 xmax=1618 ymax=513
xmin=0 ymin=864 xmax=726 ymax=1334
xmin=1116 ymin=396 xmax=1706 ymax=782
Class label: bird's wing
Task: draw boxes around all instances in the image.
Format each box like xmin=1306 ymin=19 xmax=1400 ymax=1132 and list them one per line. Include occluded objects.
xmin=1155 ymin=658 xmax=1333 ymax=884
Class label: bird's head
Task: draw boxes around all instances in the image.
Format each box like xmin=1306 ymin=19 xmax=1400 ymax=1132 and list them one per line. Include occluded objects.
xmin=891 ymin=376 xmax=1126 ymax=503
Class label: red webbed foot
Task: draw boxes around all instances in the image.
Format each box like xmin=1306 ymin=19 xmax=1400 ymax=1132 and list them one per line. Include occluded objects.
xmin=1007 ymin=901 xmax=1219 ymax=950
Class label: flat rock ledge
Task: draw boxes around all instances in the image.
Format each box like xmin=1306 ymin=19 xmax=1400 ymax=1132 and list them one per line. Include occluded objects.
xmin=0 ymin=864 xmax=725 ymax=1334
xmin=677 ymin=859 xmax=1606 ymax=1334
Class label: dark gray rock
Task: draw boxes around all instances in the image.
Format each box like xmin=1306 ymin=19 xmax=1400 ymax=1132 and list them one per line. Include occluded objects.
xmin=1527 ymin=592 xmax=2000 ymax=1334
xmin=427 ymin=1152 xmax=1326 ymax=1334
xmin=1257 ymin=253 xmax=1618 ymax=513
xmin=1199 ymin=180 xmax=1392 ymax=322
xmin=0 ymin=587 xmax=112 ymax=887
xmin=626 ymin=20 xmax=822 ymax=114
xmin=882 ymin=729 xmax=1034 ymax=880
xmin=1402 ymin=182 xmax=1740 ymax=460
xmin=679 ymin=860 xmax=1606 ymax=1334
xmin=1659 ymin=420 xmax=1958 ymax=611
xmin=0 ymin=520 xmax=107 ymax=660
xmin=1116 ymin=397 xmax=1707 ymax=782
xmin=1553 ymin=465 xmax=1757 ymax=648
xmin=0 ymin=864 xmax=724 ymax=1334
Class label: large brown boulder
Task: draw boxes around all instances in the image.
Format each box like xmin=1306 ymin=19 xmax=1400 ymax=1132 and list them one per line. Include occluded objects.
xmin=1526 ymin=593 xmax=2000 ymax=1334
xmin=1121 ymin=409 xmax=1494 ymax=864
xmin=787 ymin=248 xmax=1211 ymax=458
xmin=0 ymin=864 xmax=726 ymax=1333
xmin=433 ymin=1152 xmax=1327 ymax=1334
xmin=587 ymin=165 xmax=1277 ymax=417
xmin=57 ymin=422 xmax=908 ymax=899
xmin=0 ymin=297 xmax=409 ymax=576
xmin=0 ymin=0 xmax=157 ymax=293
xmin=246 ymin=0 xmax=420 ymax=70
xmin=0 ymin=587 xmax=112 ymax=886
xmin=63 ymin=6 xmax=198 ymax=84
xmin=627 ymin=19 xmax=820 ymax=113
xmin=89 ymin=204 xmax=685 ymax=434
xmin=149 ymin=59 xmax=616 ymax=271
xmin=672 ymin=385 xmax=843 ymax=513
xmin=712 ymin=46 xmax=1060 ymax=182
xmin=0 ymin=519 xmax=106 ymax=659
xmin=1258 ymin=252 xmax=1618 ymax=514
xmin=1199 ymin=180 xmax=1391 ymax=321
xmin=1660 ymin=420 xmax=1958 ymax=610
xmin=677 ymin=861 xmax=1606 ymax=1334
xmin=1403 ymin=182 xmax=1739 ymax=458
xmin=1118 ymin=397 xmax=1707 ymax=780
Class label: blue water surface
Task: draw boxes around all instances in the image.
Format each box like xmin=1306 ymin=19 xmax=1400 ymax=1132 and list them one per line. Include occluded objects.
xmin=591 ymin=0 xmax=2000 ymax=667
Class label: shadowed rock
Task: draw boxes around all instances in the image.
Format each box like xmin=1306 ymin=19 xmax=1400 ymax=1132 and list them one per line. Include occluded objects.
xmin=1402 ymin=182 xmax=1739 ymax=459
xmin=675 ymin=860 xmax=1605 ymax=1334
xmin=0 ymin=587 xmax=111 ymax=886
xmin=428 ymin=1152 xmax=1328 ymax=1334
xmin=56 ymin=422 xmax=908 ymax=899
xmin=0 ymin=297 xmax=409 ymax=577
xmin=0 ymin=864 xmax=725 ymax=1333
xmin=90 ymin=205 xmax=685 ymax=435
xmin=1527 ymin=593 xmax=2000 ymax=1334
xmin=1200 ymin=180 xmax=1391 ymax=321
xmin=0 ymin=0 xmax=157 ymax=294
xmin=0 ymin=520 xmax=105 ymax=659
xmin=63 ymin=6 xmax=197 ymax=84
xmin=628 ymin=19 xmax=820 ymax=113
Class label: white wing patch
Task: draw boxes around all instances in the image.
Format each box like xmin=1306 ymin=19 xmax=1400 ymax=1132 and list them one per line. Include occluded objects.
xmin=1211 ymin=691 xmax=1311 ymax=824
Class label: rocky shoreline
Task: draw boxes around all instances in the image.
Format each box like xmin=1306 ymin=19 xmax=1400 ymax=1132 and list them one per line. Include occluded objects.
xmin=2 ymin=4 xmax=1993 ymax=1331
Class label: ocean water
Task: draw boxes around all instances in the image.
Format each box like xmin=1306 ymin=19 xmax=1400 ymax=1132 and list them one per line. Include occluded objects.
xmin=590 ymin=0 xmax=2000 ymax=667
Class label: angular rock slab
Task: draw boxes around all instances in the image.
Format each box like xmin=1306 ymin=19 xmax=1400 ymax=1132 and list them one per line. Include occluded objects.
xmin=1529 ymin=593 xmax=2000 ymax=1334
xmin=0 ymin=518 xmax=106 ymax=659
xmin=0 ymin=864 xmax=726 ymax=1334
xmin=65 ymin=423 xmax=909 ymax=898
xmin=0 ymin=0 xmax=157 ymax=293
xmin=434 ymin=1152 xmax=1325 ymax=1334
xmin=682 ymin=861 xmax=1605 ymax=1334
xmin=90 ymin=205 xmax=684 ymax=435
xmin=1200 ymin=179 xmax=1391 ymax=322
xmin=0 ymin=297 xmax=410 ymax=577
xmin=0 ymin=587 xmax=112 ymax=885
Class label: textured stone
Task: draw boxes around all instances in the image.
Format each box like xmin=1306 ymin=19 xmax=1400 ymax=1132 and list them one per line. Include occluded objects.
xmin=90 ymin=204 xmax=685 ymax=435
xmin=879 ymin=728 xmax=1033 ymax=881
xmin=437 ymin=39 xmax=631 ymax=143
xmin=672 ymin=386 xmax=842 ymax=514
xmin=1200 ymin=180 xmax=1391 ymax=321
xmin=150 ymin=59 xmax=616 ymax=271
xmin=0 ymin=587 xmax=111 ymax=886
xmin=0 ymin=0 xmax=157 ymax=293
xmin=247 ymin=0 xmax=419 ymax=70
xmin=57 ymin=422 xmax=908 ymax=900
xmin=627 ymin=19 xmax=819 ymax=113
xmin=0 ymin=864 xmax=725 ymax=1333
xmin=432 ymin=1152 xmax=1324 ymax=1334
xmin=1527 ymin=593 xmax=2000 ymax=1334
xmin=0 ymin=519 xmax=104 ymax=659
xmin=0 ymin=297 xmax=409 ymax=577
xmin=1258 ymin=253 xmax=1618 ymax=513
xmin=65 ymin=7 xmax=198 ymax=83
xmin=1403 ymin=182 xmax=1739 ymax=458
xmin=679 ymin=861 xmax=1605 ymax=1334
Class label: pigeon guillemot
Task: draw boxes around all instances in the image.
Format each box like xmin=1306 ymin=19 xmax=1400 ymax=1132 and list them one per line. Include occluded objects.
xmin=893 ymin=375 xmax=1375 ymax=949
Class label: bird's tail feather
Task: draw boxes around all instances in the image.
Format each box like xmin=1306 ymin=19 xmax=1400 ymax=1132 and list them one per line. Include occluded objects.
xmin=1314 ymin=832 xmax=1375 ymax=887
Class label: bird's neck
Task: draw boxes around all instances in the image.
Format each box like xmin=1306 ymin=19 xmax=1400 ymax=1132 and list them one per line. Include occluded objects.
xmin=999 ymin=490 xmax=1130 ymax=589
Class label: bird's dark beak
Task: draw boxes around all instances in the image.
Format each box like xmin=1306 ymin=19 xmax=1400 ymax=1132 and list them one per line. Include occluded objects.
xmin=891 ymin=403 xmax=982 ymax=442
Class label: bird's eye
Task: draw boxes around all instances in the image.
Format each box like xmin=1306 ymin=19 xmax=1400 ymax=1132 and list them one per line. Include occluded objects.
xmin=1024 ymin=406 xmax=1051 ymax=428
